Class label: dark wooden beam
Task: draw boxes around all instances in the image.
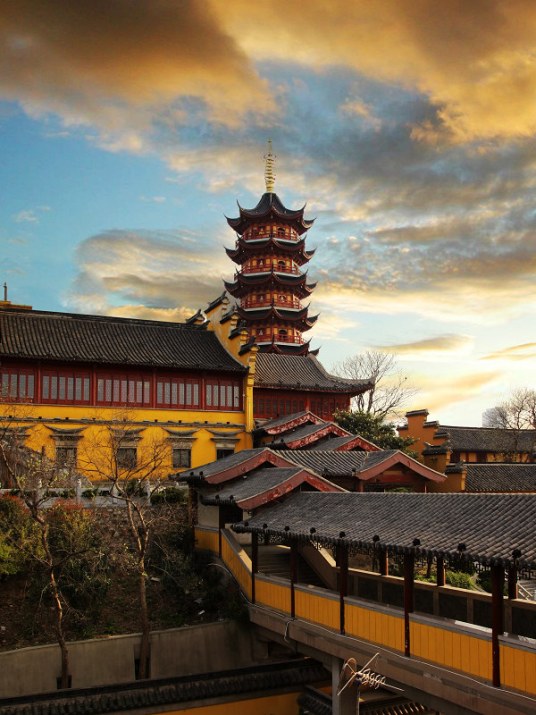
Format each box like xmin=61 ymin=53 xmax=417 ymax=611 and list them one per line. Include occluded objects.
xmin=337 ymin=545 xmax=348 ymax=635
xmin=507 ymin=565 xmax=518 ymax=600
xmin=491 ymin=564 xmax=505 ymax=688
xmin=290 ymin=542 xmax=298 ymax=618
xmin=403 ymin=552 xmax=415 ymax=657
xmin=436 ymin=556 xmax=446 ymax=587
xmin=251 ymin=532 xmax=258 ymax=604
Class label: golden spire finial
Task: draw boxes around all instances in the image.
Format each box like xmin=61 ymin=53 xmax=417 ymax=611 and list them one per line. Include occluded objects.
xmin=264 ymin=139 xmax=276 ymax=193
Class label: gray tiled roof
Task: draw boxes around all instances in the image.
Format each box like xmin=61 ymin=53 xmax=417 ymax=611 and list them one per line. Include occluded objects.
xmin=436 ymin=425 xmax=536 ymax=453
xmin=0 ymin=659 xmax=326 ymax=715
xmin=202 ymin=468 xmax=303 ymax=504
xmin=235 ymin=492 xmax=536 ymax=569
xmin=179 ymin=449 xmax=264 ymax=480
xmin=255 ymin=411 xmax=315 ymax=431
xmin=0 ymin=309 xmax=246 ymax=372
xmin=462 ymin=463 xmax=536 ymax=492
xmin=309 ymin=436 xmax=356 ymax=450
xmin=282 ymin=450 xmax=396 ymax=476
xmin=254 ymin=353 xmax=373 ymax=393
xmin=271 ymin=422 xmax=344 ymax=445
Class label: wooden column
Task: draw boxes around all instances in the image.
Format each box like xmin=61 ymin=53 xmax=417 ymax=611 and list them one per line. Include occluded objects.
xmin=403 ymin=552 xmax=415 ymax=657
xmin=338 ymin=545 xmax=348 ymax=635
xmin=251 ymin=532 xmax=258 ymax=604
xmin=436 ymin=556 xmax=446 ymax=587
xmin=218 ymin=509 xmax=224 ymax=558
xmin=379 ymin=548 xmax=389 ymax=576
xmin=290 ymin=542 xmax=298 ymax=618
xmin=507 ymin=565 xmax=518 ymax=600
xmin=491 ymin=564 xmax=505 ymax=688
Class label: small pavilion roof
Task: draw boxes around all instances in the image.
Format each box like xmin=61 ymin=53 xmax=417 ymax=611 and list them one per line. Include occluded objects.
xmin=309 ymin=435 xmax=362 ymax=451
xmin=234 ymin=492 xmax=536 ymax=569
xmin=201 ymin=466 xmax=343 ymax=509
xmin=268 ymin=422 xmax=352 ymax=449
xmin=0 ymin=308 xmax=246 ymax=373
xmin=283 ymin=450 xmax=445 ymax=482
xmin=255 ymin=410 xmax=323 ymax=434
xmin=254 ymin=354 xmax=373 ymax=395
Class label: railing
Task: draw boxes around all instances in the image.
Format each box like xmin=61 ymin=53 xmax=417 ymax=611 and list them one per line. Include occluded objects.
xmin=241 ymin=265 xmax=301 ymax=275
xmin=193 ymin=527 xmax=536 ymax=701
xmin=241 ymin=298 xmax=302 ymax=310
xmin=242 ymin=231 xmax=299 ymax=242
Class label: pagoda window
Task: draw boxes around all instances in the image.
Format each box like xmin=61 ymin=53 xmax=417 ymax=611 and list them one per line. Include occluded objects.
xmin=277 ymin=227 xmax=285 ymax=237
xmin=0 ymin=367 xmax=36 ymax=402
xmin=278 ymin=329 xmax=288 ymax=336
xmin=258 ymin=258 xmax=265 ymax=267
xmin=277 ymin=260 xmax=285 ymax=270
xmin=279 ymin=295 xmax=287 ymax=302
xmin=259 ymin=226 xmax=265 ymax=235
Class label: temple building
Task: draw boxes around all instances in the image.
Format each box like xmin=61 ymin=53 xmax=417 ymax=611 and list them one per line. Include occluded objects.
xmin=224 ymin=142 xmax=318 ymax=355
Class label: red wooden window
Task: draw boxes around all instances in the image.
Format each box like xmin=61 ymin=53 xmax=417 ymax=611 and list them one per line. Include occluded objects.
xmin=0 ymin=367 xmax=35 ymax=401
xmin=42 ymin=369 xmax=91 ymax=404
xmin=96 ymin=374 xmax=151 ymax=407
xmin=205 ymin=379 xmax=241 ymax=410
xmin=156 ymin=377 xmax=200 ymax=408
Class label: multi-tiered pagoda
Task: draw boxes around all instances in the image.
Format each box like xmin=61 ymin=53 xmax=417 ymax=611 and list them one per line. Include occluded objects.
xmin=224 ymin=143 xmax=318 ymax=355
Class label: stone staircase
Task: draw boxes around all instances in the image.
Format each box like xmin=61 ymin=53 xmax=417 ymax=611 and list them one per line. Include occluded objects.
xmin=247 ymin=545 xmax=327 ymax=588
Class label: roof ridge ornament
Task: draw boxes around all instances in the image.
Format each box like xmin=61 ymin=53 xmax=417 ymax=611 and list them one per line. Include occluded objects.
xmin=264 ymin=139 xmax=276 ymax=193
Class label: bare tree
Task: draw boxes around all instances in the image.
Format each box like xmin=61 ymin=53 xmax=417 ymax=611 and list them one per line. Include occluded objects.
xmin=79 ymin=411 xmax=171 ymax=679
xmin=483 ymin=388 xmax=536 ymax=430
xmin=0 ymin=408 xmax=76 ymax=688
xmin=332 ymin=350 xmax=418 ymax=420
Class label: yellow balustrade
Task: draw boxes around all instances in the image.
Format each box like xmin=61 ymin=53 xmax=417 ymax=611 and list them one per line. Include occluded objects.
xmin=195 ymin=527 xmax=219 ymax=555
xmin=255 ymin=577 xmax=291 ymax=615
xmin=500 ymin=642 xmax=536 ymax=696
xmin=410 ymin=620 xmax=492 ymax=681
xmin=345 ymin=600 xmax=404 ymax=653
xmin=221 ymin=534 xmax=252 ymax=601
xmin=295 ymin=588 xmax=339 ymax=630
xmin=214 ymin=543 xmax=536 ymax=702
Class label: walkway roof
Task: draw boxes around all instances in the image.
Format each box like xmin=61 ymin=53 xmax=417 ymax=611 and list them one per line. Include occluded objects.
xmin=234 ymin=492 xmax=536 ymax=569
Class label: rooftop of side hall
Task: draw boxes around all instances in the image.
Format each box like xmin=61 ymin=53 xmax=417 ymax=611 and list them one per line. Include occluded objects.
xmin=398 ymin=408 xmax=536 ymax=470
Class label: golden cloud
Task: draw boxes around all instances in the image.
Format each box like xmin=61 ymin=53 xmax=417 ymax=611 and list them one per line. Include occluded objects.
xmin=376 ymin=335 xmax=473 ymax=355
xmin=213 ymin=0 xmax=536 ymax=142
xmin=0 ymin=0 xmax=270 ymax=128
xmin=482 ymin=343 xmax=536 ymax=361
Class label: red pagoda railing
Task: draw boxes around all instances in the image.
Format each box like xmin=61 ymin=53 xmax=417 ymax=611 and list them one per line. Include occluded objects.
xmin=256 ymin=334 xmax=304 ymax=345
xmin=242 ymin=230 xmax=300 ymax=242
xmin=241 ymin=297 xmax=302 ymax=310
xmin=241 ymin=265 xmax=301 ymax=275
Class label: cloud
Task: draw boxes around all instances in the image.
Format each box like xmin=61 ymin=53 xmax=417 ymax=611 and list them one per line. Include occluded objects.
xmin=376 ymin=335 xmax=473 ymax=356
xmin=482 ymin=343 xmax=536 ymax=362
xmin=139 ymin=196 xmax=166 ymax=204
xmin=67 ymin=228 xmax=227 ymax=317
xmin=0 ymin=0 xmax=271 ymax=137
xmin=14 ymin=209 xmax=38 ymax=223
xmin=215 ymin=0 xmax=536 ymax=142
xmin=406 ymin=370 xmax=503 ymax=415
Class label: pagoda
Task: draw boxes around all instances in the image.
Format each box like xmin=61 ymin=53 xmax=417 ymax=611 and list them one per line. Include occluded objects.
xmin=224 ymin=142 xmax=318 ymax=355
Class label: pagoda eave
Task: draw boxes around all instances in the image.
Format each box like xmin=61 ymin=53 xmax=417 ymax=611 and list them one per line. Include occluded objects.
xmin=226 ymin=193 xmax=314 ymax=235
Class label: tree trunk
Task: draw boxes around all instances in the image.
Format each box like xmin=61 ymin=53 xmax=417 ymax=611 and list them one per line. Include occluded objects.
xmin=137 ymin=558 xmax=150 ymax=679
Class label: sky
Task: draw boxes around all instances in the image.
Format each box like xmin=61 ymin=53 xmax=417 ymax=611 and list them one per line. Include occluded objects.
xmin=1 ymin=0 xmax=535 ymax=426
